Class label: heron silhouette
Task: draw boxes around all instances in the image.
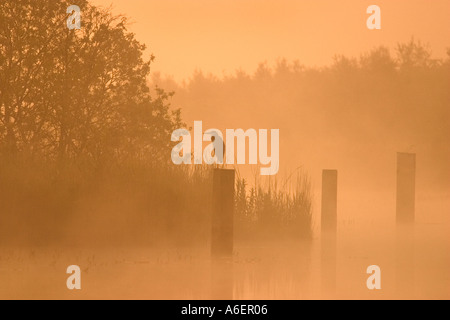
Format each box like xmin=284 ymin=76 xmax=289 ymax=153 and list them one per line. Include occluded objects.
xmin=211 ymin=134 xmax=226 ymax=166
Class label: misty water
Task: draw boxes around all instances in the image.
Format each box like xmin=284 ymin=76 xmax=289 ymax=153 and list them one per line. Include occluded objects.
xmin=1 ymin=194 xmax=448 ymax=300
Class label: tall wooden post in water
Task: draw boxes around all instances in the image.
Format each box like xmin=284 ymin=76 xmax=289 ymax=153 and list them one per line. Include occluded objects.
xmin=396 ymin=153 xmax=416 ymax=225
xmin=321 ymin=170 xmax=338 ymax=294
xmin=211 ymin=168 xmax=235 ymax=299
xmin=211 ymin=168 xmax=235 ymax=257
xmin=396 ymin=153 xmax=416 ymax=297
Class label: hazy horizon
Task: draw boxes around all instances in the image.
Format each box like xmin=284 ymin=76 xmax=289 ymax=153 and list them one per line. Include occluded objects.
xmin=93 ymin=0 xmax=450 ymax=81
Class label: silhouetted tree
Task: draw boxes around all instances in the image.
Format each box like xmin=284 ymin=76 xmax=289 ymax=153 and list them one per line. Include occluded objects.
xmin=0 ymin=0 xmax=182 ymax=165
xmin=396 ymin=38 xmax=435 ymax=70
xmin=360 ymin=46 xmax=396 ymax=74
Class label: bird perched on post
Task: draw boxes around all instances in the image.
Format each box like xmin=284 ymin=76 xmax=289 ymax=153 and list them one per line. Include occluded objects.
xmin=211 ymin=135 xmax=226 ymax=167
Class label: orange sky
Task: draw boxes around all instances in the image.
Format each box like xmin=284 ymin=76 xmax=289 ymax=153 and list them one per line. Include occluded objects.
xmin=92 ymin=0 xmax=450 ymax=80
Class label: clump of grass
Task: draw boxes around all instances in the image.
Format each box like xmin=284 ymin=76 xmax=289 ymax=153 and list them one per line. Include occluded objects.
xmin=235 ymin=169 xmax=313 ymax=242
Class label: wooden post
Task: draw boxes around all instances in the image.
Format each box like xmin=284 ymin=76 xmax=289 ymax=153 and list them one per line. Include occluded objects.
xmin=396 ymin=153 xmax=416 ymax=297
xmin=211 ymin=168 xmax=235 ymax=257
xmin=322 ymin=170 xmax=338 ymax=235
xmin=211 ymin=168 xmax=235 ymax=299
xmin=321 ymin=170 xmax=338 ymax=294
xmin=396 ymin=153 xmax=416 ymax=225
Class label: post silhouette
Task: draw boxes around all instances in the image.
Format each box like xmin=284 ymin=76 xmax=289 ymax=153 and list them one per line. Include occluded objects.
xmin=321 ymin=170 xmax=338 ymax=294
xmin=211 ymin=168 xmax=235 ymax=257
xmin=396 ymin=153 xmax=416 ymax=297
xmin=211 ymin=168 xmax=235 ymax=299
xmin=396 ymin=153 xmax=416 ymax=225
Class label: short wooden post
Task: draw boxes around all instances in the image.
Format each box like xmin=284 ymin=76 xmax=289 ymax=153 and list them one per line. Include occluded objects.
xmin=321 ymin=170 xmax=338 ymax=294
xmin=396 ymin=153 xmax=416 ymax=225
xmin=322 ymin=170 xmax=338 ymax=235
xmin=396 ymin=153 xmax=416 ymax=297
